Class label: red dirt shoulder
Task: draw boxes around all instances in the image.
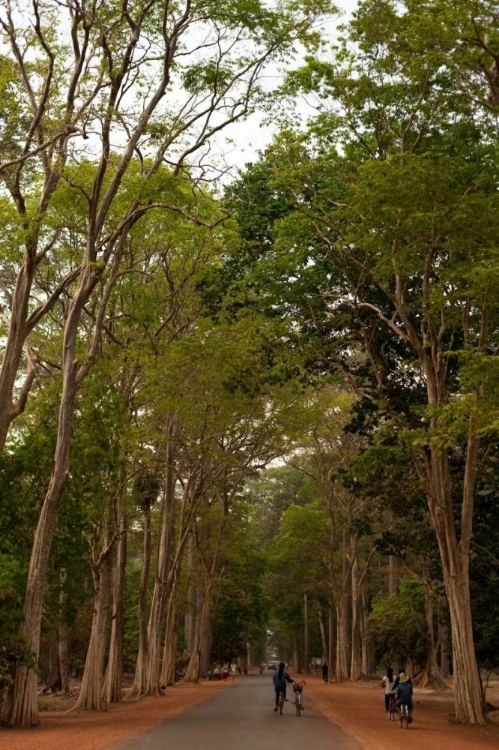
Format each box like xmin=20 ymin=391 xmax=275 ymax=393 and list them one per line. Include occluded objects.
xmin=306 ymin=676 xmax=499 ymax=750
xmin=0 ymin=680 xmax=232 ymax=750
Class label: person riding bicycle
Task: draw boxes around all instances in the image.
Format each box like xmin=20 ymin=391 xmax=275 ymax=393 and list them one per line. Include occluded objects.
xmin=381 ymin=666 xmax=397 ymax=714
xmin=395 ymin=672 xmax=413 ymax=722
xmin=273 ymin=662 xmax=294 ymax=712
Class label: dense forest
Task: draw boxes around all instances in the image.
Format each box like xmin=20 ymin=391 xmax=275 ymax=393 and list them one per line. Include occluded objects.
xmin=1 ymin=0 xmax=499 ymax=731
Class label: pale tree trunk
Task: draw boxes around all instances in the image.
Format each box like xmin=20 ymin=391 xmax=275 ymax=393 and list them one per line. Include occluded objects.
xmin=318 ymin=605 xmax=328 ymax=663
xmin=414 ymin=585 xmax=446 ymax=689
xmin=426 ymin=440 xmax=484 ymax=723
xmin=103 ymin=511 xmax=127 ymax=704
xmin=73 ymin=540 xmax=114 ymax=711
xmin=294 ymin=635 xmax=302 ymax=674
xmin=335 ymin=597 xmax=349 ymax=681
xmin=350 ymin=556 xmax=362 ymax=681
xmin=184 ymin=578 xmax=213 ymax=683
xmin=145 ymin=436 xmax=177 ymax=696
xmin=184 ymin=505 xmax=226 ymax=683
xmin=58 ymin=569 xmax=69 ymax=695
xmin=303 ymin=593 xmax=310 ymax=674
xmin=128 ymin=500 xmax=153 ymax=699
xmin=328 ymin=606 xmax=335 ymax=676
xmin=8 ymin=256 xmax=121 ymax=726
xmin=200 ymin=610 xmax=213 ymax=675
xmin=361 ymin=593 xmax=373 ymax=678
xmin=160 ymin=580 xmax=180 ymax=688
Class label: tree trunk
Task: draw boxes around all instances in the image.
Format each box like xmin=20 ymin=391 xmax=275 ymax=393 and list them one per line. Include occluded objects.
xmin=335 ymin=597 xmax=349 ymax=681
xmin=128 ymin=501 xmax=153 ymax=698
xmin=58 ymin=569 xmax=70 ymax=695
xmin=303 ymin=593 xmax=310 ymax=674
xmin=73 ymin=547 xmax=114 ymax=711
xmin=45 ymin=631 xmax=62 ymax=693
xmin=350 ymin=556 xmax=362 ymax=681
xmin=200 ymin=612 xmax=213 ymax=675
xmin=440 ymin=623 xmax=450 ymax=679
xmin=328 ymin=605 xmax=335 ymax=676
xmin=8 ymin=265 xmax=102 ymax=727
xmin=145 ymin=438 xmax=176 ymax=696
xmin=318 ymin=605 xmax=328 ymax=663
xmin=361 ymin=593 xmax=373 ymax=678
xmin=426 ymin=446 xmax=484 ymax=723
xmin=160 ymin=580 xmax=179 ymax=688
xmin=0 ymin=256 xmax=37 ymax=451
xmin=103 ymin=512 xmax=127 ymax=704
xmin=294 ymin=634 xmax=302 ymax=674
xmin=184 ymin=582 xmax=212 ymax=683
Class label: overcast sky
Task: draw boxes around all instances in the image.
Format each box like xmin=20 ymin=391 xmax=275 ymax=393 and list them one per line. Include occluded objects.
xmin=216 ymin=0 xmax=360 ymax=177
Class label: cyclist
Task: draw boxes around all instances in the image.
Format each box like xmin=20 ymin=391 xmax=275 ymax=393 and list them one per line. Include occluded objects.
xmin=381 ymin=666 xmax=397 ymax=715
xmin=395 ymin=672 xmax=413 ymax=723
xmin=273 ymin=662 xmax=294 ymax=712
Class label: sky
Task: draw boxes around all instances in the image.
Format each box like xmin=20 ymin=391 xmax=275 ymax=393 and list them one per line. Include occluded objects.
xmin=217 ymin=0 xmax=360 ymax=177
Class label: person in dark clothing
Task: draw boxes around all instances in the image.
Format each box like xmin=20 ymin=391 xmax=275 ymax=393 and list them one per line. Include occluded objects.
xmin=322 ymin=663 xmax=329 ymax=683
xmin=396 ymin=672 xmax=413 ymax=721
xmin=272 ymin=662 xmax=294 ymax=711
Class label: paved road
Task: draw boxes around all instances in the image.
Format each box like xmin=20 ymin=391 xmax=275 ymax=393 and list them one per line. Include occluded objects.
xmin=115 ymin=673 xmax=361 ymax=750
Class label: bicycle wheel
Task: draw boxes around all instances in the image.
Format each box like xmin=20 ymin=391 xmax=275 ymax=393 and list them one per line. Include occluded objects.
xmin=279 ymin=693 xmax=284 ymax=715
xmin=295 ymin=696 xmax=301 ymax=716
xmin=389 ymin=697 xmax=396 ymax=721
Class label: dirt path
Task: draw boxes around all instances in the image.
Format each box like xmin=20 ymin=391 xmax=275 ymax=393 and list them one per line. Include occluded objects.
xmin=2 ymin=675 xmax=498 ymax=750
xmin=0 ymin=681 xmax=231 ymax=750
xmin=114 ymin=673 xmax=359 ymax=750
xmin=306 ymin=677 xmax=499 ymax=750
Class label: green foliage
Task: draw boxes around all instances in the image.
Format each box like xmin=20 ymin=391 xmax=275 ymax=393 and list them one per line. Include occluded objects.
xmin=366 ymin=578 xmax=430 ymax=668
xmin=0 ymin=555 xmax=34 ymax=689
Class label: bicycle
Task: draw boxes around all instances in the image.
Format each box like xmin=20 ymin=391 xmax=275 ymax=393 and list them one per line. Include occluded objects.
xmin=277 ymin=689 xmax=285 ymax=715
xmin=293 ymin=680 xmax=306 ymax=717
xmin=399 ymin=702 xmax=410 ymax=729
xmin=387 ymin=693 xmax=396 ymax=721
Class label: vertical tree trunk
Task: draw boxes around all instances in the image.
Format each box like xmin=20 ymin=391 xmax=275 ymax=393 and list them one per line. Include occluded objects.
xmin=58 ymin=568 xmax=69 ymax=695
xmin=440 ymin=623 xmax=450 ymax=679
xmin=361 ymin=593 xmax=373 ymax=678
xmin=303 ymin=593 xmax=310 ymax=674
xmin=328 ymin=605 xmax=335 ymax=676
xmin=388 ymin=555 xmax=397 ymax=594
xmin=294 ymin=635 xmax=302 ymax=674
xmin=200 ymin=613 xmax=213 ymax=675
xmin=184 ymin=580 xmax=213 ymax=683
xmin=145 ymin=428 xmax=176 ymax=696
xmin=350 ymin=556 xmax=362 ymax=681
xmin=128 ymin=502 xmax=153 ymax=698
xmin=415 ymin=585 xmax=444 ymax=689
xmin=318 ymin=605 xmax=328 ymax=663
xmin=335 ymin=597 xmax=349 ymax=681
xmin=45 ymin=631 xmax=62 ymax=693
xmin=103 ymin=511 xmax=127 ymax=704
xmin=8 ymin=266 xmax=102 ymax=727
xmin=73 ymin=548 xmax=114 ymax=711
xmin=427 ymin=447 xmax=484 ymax=723
xmin=160 ymin=580 xmax=179 ymax=688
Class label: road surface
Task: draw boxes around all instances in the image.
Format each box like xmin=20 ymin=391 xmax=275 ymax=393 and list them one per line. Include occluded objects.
xmin=115 ymin=673 xmax=361 ymax=750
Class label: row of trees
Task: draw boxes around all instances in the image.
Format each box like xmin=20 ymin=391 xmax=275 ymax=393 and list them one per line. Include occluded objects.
xmin=222 ymin=0 xmax=499 ymax=725
xmin=1 ymin=0 xmax=499 ymax=731
xmin=0 ymin=0 xmax=334 ymax=727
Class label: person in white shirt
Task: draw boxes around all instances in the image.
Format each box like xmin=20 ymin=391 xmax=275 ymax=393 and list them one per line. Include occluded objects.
xmin=381 ymin=666 xmax=397 ymax=713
